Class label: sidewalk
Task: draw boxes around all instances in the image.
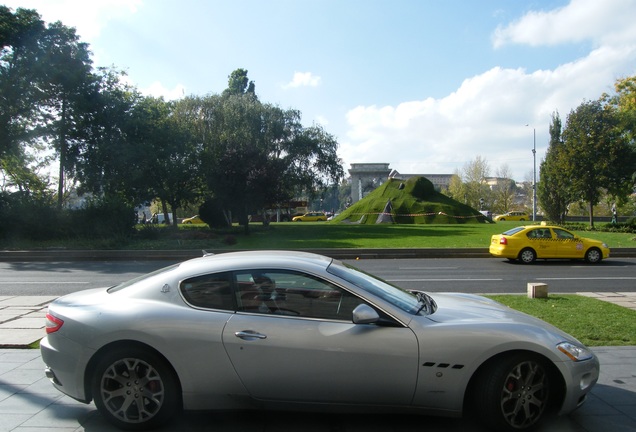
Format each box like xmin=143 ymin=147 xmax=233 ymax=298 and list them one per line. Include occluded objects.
xmin=0 ymin=348 xmax=634 ymax=432
xmin=0 ymin=294 xmax=635 ymax=431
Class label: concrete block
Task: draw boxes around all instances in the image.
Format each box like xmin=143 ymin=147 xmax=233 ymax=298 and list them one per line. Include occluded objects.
xmin=528 ymin=282 xmax=548 ymax=298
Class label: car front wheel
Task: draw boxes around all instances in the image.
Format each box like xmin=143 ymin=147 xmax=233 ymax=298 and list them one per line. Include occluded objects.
xmin=585 ymin=248 xmax=602 ymax=264
xmin=518 ymin=248 xmax=536 ymax=264
xmin=91 ymin=347 xmax=181 ymax=431
xmin=473 ymin=354 xmax=552 ymax=431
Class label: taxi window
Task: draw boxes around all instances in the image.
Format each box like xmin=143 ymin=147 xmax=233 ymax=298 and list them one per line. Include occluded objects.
xmin=553 ymin=228 xmax=575 ymax=239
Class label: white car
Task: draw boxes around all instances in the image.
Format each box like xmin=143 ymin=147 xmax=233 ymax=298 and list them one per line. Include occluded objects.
xmin=41 ymin=251 xmax=599 ymax=431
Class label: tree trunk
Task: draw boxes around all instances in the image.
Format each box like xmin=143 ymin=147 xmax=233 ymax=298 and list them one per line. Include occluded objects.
xmin=57 ymin=98 xmax=67 ymax=209
xmin=589 ymin=201 xmax=594 ymax=227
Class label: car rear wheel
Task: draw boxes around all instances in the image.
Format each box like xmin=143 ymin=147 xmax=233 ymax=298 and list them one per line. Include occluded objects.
xmin=518 ymin=248 xmax=536 ymax=264
xmin=585 ymin=248 xmax=602 ymax=264
xmin=91 ymin=347 xmax=181 ymax=431
xmin=473 ymin=353 xmax=552 ymax=431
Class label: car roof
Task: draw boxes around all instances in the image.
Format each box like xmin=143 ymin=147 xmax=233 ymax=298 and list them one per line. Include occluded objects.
xmin=175 ymin=250 xmax=335 ymax=276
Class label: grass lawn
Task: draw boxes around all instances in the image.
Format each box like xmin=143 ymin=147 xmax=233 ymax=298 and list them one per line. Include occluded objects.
xmin=486 ymin=294 xmax=636 ymax=346
xmin=136 ymin=221 xmax=632 ymax=250
xmin=3 ymin=220 xmax=633 ymax=250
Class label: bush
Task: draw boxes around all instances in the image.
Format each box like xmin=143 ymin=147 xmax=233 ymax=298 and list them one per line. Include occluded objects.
xmin=68 ymin=196 xmax=136 ymax=238
xmin=0 ymin=191 xmax=62 ymax=240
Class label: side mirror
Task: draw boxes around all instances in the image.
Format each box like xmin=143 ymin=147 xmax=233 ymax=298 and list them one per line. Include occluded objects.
xmin=352 ymin=304 xmax=380 ymax=324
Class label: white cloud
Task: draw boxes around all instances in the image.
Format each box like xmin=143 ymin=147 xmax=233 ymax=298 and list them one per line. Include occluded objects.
xmin=492 ymin=0 xmax=636 ymax=48
xmin=141 ymin=81 xmax=187 ymax=101
xmin=283 ymin=72 xmax=322 ymax=89
xmin=340 ymin=45 xmax=636 ymax=180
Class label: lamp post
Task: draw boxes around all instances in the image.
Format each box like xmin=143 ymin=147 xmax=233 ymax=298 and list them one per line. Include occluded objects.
xmin=525 ymin=124 xmax=537 ymax=222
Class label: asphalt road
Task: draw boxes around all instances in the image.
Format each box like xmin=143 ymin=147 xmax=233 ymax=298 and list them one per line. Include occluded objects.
xmin=1 ymin=257 xmax=635 ymax=296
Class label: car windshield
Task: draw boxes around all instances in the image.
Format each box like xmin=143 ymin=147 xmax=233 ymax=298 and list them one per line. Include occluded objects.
xmin=502 ymin=226 xmax=526 ymax=236
xmin=327 ymin=261 xmax=423 ymax=315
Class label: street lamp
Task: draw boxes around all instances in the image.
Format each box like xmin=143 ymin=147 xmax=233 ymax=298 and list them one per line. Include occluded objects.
xmin=525 ymin=124 xmax=537 ymax=222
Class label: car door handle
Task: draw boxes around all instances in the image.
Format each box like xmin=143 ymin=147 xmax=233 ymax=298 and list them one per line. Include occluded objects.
xmin=235 ymin=330 xmax=267 ymax=340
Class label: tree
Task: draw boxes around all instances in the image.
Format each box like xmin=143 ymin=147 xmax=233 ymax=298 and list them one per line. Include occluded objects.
xmin=193 ymin=69 xmax=344 ymax=233
xmin=611 ymin=75 xmax=636 ymax=189
xmin=492 ymin=165 xmax=516 ymax=213
xmin=561 ymin=100 xmax=634 ymax=226
xmin=0 ymin=7 xmax=49 ymax=191
xmin=461 ymin=156 xmax=490 ymax=210
xmin=37 ymin=22 xmax=95 ymax=208
xmin=223 ymin=68 xmax=256 ymax=97
xmin=75 ymin=68 xmax=144 ymax=201
xmin=538 ymin=111 xmax=571 ymax=223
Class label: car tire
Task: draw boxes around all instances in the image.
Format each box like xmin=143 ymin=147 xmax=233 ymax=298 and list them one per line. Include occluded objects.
xmin=473 ymin=353 xmax=552 ymax=431
xmin=499 ymin=218 xmax=506 ymax=221
xmin=91 ymin=347 xmax=181 ymax=431
xmin=585 ymin=248 xmax=602 ymax=264
xmin=519 ymin=218 xmax=525 ymax=221
xmin=518 ymin=248 xmax=536 ymax=264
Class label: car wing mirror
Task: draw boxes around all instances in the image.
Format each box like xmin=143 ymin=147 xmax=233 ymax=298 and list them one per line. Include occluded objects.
xmin=352 ymin=304 xmax=380 ymax=324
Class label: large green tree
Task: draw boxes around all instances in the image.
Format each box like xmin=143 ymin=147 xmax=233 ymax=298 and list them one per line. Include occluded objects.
xmin=538 ymin=111 xmax=571 ymax=223
xmin=0 ymin=7 xmax=49 ymax=191
xmin=187 ymin=69 xmax=344 ymax=232
xmin=561 ymin=100 xmax=634 ymax=226
xmin=38 ymin=22 xmax=95 ymax=208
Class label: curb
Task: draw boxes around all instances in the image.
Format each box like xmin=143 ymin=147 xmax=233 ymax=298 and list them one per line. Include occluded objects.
xmin=1 ymin=247 xmax=636 ymax=261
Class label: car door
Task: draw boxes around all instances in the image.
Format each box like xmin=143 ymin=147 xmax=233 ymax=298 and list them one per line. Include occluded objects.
xmin=222 ymin=269 xmax=419 ymax=405
xmin=553 ymin=228 xmax=584 ymax=258
xmin=526 ymin=228 xmax=557 ymax=258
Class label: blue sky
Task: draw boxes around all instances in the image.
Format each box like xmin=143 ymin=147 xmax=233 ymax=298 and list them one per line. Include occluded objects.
xmin=6 ymin=0 xmax=636 ymax=181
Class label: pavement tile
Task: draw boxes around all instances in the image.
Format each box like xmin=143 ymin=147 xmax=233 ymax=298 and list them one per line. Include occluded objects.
xmin=0 ymin=391 xmax=56 ymax=415
xmin=0 ymin=414 xmax=31 ymax=432
xmin=0 ymin=367 xmax=46 ymax=387
xmin=0 ymin=298 xmax=55 ymax=307
xmin=0 ymin=330 xmax=45 ymax=347
xmin=0 ymin=319 xmax=45 ymax=330
xmin=18 ymin=400 xmax=96 ymax=430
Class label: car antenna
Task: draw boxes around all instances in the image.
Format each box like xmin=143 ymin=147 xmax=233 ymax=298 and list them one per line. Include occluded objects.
xmin=202 ymin=250 xmax=215 ymax=257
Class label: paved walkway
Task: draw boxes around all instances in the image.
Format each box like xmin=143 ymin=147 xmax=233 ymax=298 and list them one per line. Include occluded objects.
xmin=0 ymin=294 xmax=635 ymax=431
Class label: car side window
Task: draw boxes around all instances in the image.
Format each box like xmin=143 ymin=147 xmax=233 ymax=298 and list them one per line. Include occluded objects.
xmin=234 ymin=270 xmax=365 ymax=321
xmin=554 ymin=228 xmax=574 ymax=240
xmin=180 ymin=272 xmax=235 ymax=310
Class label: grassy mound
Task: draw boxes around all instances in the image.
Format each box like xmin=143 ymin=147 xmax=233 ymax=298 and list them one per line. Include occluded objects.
xmin=334 ymin=177 xmax=486 ymax=224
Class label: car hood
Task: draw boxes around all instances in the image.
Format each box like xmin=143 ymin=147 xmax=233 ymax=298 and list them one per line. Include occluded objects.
xmin=426 ymin=292 xmax=573 ymax=339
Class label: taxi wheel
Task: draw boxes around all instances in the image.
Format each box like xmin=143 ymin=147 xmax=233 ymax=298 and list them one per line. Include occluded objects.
xmin=585 ymin=248 xmax=602 ymax=264
xmin=518 ymin=248 xmax=536 ymax=264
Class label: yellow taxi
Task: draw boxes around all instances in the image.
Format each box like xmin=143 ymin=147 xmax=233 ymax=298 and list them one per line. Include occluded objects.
xmin=182 ymin=215 xmax=204 ymax=224
xmin=292 ymin=212 xmax=327 ymax=222
xmin=493 ymin=211 xmax=529 ymax=222
xmin=489 ymin=224 xmax=610 ymax=264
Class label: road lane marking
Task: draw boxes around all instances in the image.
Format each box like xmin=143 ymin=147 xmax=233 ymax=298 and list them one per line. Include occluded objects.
xmin=398 ymin=267 xmax=460 ymax=270
xmin=538 ymin=277 xmax=636 ymax=280
xmin=0 ymin=281 xmax=89 ymax=284
xmin=388 ymin=278 xmax=503 ymax=282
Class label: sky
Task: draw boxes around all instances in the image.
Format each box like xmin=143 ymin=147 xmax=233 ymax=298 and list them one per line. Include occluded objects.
xmin=5 ymin=0 xmax=636 ymax=181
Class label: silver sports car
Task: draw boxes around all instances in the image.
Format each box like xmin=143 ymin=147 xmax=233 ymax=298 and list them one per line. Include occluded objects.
xmin=41 ymin=251 xmax=599 ymax=431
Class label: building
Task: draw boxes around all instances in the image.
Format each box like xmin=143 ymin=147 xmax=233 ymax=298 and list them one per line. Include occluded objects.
xmin=348 ymin=163 xmax=453 ymax=203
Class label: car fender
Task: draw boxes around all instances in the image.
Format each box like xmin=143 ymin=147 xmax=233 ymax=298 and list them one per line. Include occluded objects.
xmin=408 ymin=319 xmax=572 ymax=413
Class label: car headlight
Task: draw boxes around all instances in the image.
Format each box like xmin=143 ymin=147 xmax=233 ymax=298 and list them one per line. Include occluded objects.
xmin=557 ymin=341 xmax=594 ymax=361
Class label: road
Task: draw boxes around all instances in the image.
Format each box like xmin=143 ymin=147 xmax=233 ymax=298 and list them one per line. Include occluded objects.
xmin=1 ymin=257 xmax=635 ymax=296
